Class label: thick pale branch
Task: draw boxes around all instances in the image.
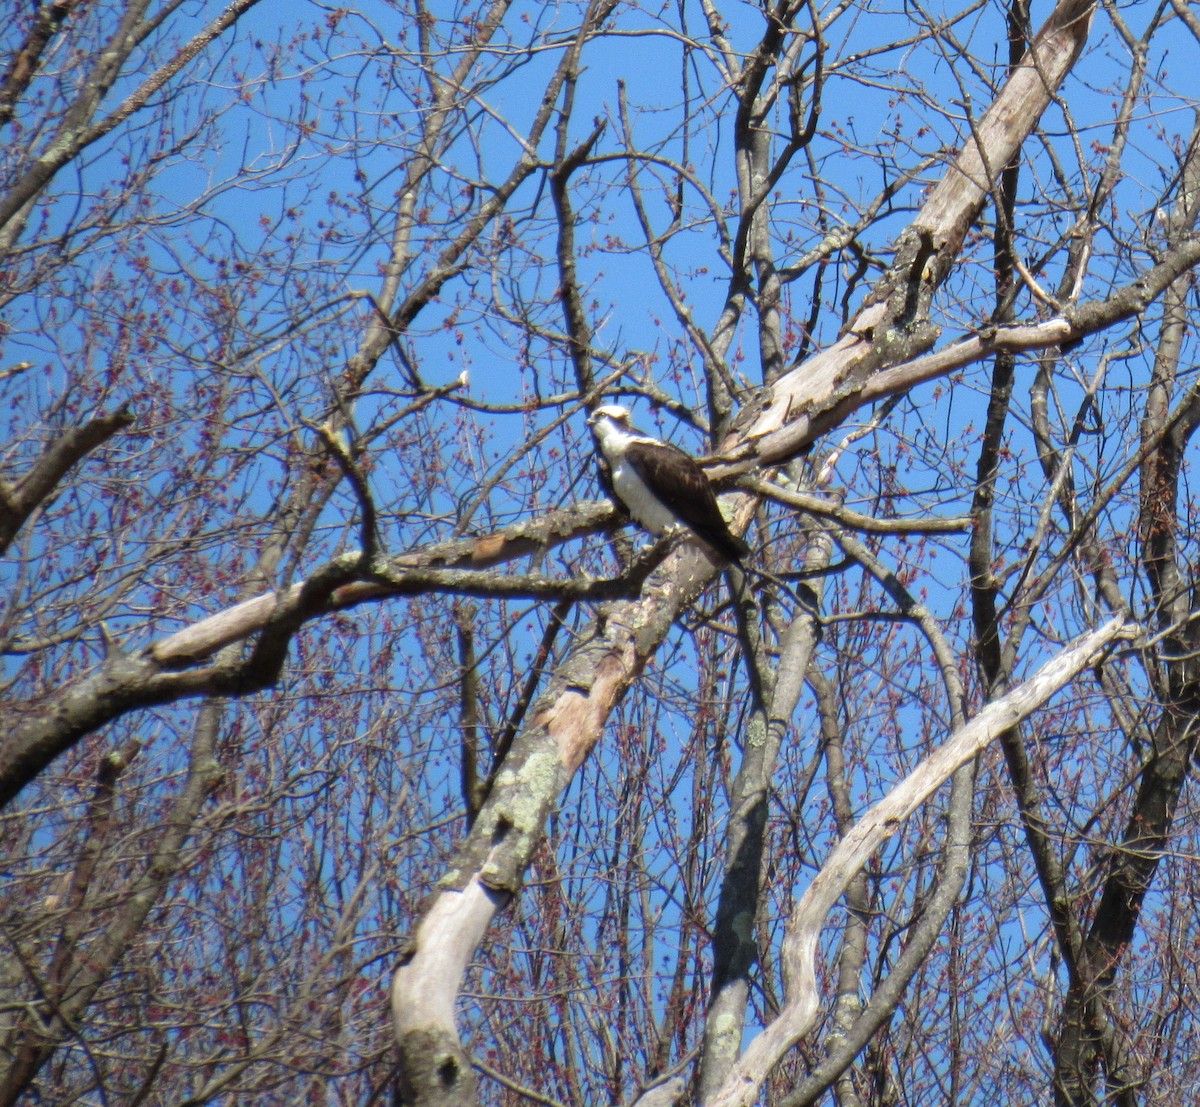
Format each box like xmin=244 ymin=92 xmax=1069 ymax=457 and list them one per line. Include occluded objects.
xmin=915 ymin=0 xmax=1095 ymax=243
xmin=706 ymin=617 xmax=1139 ymax=1107
xmin=0 ymin=503 xmax=630 ymax=809
xmin=1 ymin=552 xmax=361 ymax=809
xmin=148 ymin=502 xmax=616 ymax=666
xmin=392 ymin=877 xmax=504 ymax=1106
xmin=391 ymin=543 xmax=725 ymax=1104
xmin=729 ymin=233 xmax=1200 ymax=474
xmin=729 ymin=0 xmax=1098 ymax=464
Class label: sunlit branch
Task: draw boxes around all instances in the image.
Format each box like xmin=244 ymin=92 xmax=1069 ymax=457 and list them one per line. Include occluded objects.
xmin=708 ymin=616 xmax=1139 ymax=1107
xmin=735 ymin=233 xmax=1200 ymax=472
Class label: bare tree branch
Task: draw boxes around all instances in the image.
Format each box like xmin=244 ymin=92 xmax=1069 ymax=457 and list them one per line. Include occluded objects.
xmin=707 ymin=616 xmax=1139 ymax=1107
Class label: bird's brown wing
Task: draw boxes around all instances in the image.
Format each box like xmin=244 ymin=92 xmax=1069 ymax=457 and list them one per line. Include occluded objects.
xmin=625 ymin=439 xmax=748 ymax=563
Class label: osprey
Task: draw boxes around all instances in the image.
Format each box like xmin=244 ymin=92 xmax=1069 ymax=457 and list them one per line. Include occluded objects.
xmin=587 ymin=404 xmax=749 ymax=564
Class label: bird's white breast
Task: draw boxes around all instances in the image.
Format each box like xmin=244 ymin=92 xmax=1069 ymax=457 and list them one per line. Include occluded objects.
xmin=607 ymin=455 xmax=679 ymax=536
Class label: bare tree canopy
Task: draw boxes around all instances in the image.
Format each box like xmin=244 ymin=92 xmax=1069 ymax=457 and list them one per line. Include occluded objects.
xmin=4 ymin=1 xmax=1200 ymax=1104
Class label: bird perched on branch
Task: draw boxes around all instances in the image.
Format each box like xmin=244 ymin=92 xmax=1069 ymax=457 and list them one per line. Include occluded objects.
xmin=587 ymin=404 xmax=749 ymax=564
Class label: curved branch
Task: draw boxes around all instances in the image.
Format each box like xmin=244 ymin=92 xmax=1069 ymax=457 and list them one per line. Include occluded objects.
xmin=0 ymin=403 xmax=133 ymax=556
xmin=0 ymin=504 xmax=648 ymax=810
xmin=707 ymin=617 xmax=1139 ymax=1107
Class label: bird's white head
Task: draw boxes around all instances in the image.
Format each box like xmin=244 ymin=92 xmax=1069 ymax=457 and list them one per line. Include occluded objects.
xmin=587 ymin=404 xmax=631 ymax=429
